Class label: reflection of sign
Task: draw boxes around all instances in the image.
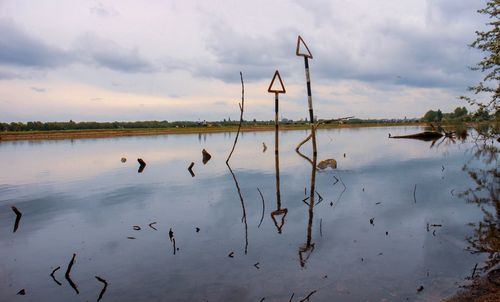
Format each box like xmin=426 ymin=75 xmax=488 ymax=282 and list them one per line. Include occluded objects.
xmin=268 ymin=70 xmax=286 ymax=93
xmin=296 ymin=35 xmax=313 ymax=59
xmin=271 ymin=208 xmax=288 ymax=233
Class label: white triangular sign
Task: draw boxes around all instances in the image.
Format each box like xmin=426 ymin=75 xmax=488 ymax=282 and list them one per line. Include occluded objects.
xmin=296 ymin=35 xmax=313 ymax=59
xmin=268 ymin=70 xmax=286 ymax=93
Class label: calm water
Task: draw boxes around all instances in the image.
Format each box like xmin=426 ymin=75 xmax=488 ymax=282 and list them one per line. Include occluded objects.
xmin=0 ymin=126 xmax=497 ymax=302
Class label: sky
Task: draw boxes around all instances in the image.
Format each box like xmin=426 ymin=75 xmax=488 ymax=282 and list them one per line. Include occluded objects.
xmin=0 ymin=0 xmax=488 ymax=122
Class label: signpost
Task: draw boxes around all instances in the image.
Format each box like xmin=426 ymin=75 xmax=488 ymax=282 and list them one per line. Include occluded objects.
xmin=297 ymin=36 xmax=318 ymax=263
xmin=268 ymin=70 xmax=287 ymax=233
xmin=296 ymin=35 xmax=317 ymax=157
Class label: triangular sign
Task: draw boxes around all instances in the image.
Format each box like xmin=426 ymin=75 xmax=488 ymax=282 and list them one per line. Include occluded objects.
xmin=268 ymin=70 xmax=286 ymax=93
xmin=296 ymin=35 xmax=313 ymax=59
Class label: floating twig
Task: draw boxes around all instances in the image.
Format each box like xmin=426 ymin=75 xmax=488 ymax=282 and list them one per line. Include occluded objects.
xmin=299 ymin=290 xmax=317 ymax=302
xmin=95 ymin=276 xmax=108 ymax=302
xmin=188 ymin=162 xmax=195 ymax=177
xmin=289 ymin=293 xmax=295 ymax=302
xmin=257 ymin=188 xmax=265 ymax=228
xmin=148 ymin=222 xmax=157 ymax=231
xmin=413 ymin=184 xmax=417 ymax=203
xmin=11 ymin=206 xmax=22 ymax=233
xmin=16 ymin=289 xmax=25 ymax=295
xmin=226 ymin=72 xmax=245 ymax=163
xmin=50 ymin=266 xmax=62 ymax=286
xmin=65 ymin=253 xmax=79 ymax=294
xmin=319 ymin=218 xmax=322 ymax=237
xmin=228 ymin=251 xmax=234 ymax=258
xmin=262 ymin=142 xmax=267 ymax=153
xmin=127 ymin=236 xmax=136 ymax=240
xmin=254 ymin=262 xmax=260 ymax=269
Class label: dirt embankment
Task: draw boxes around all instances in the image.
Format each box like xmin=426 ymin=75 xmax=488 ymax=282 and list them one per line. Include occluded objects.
xmin=446 ymin=268 xmax=500 ymax=302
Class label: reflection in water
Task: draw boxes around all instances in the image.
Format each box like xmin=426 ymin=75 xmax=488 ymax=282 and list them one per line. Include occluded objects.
xmin=271 ymin=93 xmax=288 ymax=234
xmin=460 ymin=128 xmax=499 ymax=273
xmin=227 ymin=163 xmax=248 ymax=254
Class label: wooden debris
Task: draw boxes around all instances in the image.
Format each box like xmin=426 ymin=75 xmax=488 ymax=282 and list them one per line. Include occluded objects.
xmin=390 ymin=131 xmax=443 ymax=141
xmin=226 ymin=72 xmax=245 ymax=163
xmin=317 ymin=159 xmax=337 ymax=170
xmin=16 ymin=289 xmax=25 ymax=295
xmin=202 ymin=149 xmax=212 ymax=164
xmin=228 ymin=251 xmax=234 ymax=258
xmin=127 ymin=236 xmax=136 ymax=240
xmin=254 ymin=262 xmax=260 ymax=269
xmin=137 ymin=158 xmax=146 ymax=173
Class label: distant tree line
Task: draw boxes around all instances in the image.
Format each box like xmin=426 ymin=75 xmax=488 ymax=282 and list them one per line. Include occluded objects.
xmin=0 ymin=119 xmax=277 ymax=132
xmin=422 ymin=106 xmax=499 ymax=122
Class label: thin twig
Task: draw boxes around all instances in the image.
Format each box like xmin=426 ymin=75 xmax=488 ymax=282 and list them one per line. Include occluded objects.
xmin=50 ymin=266 xmax=62 ymax=286
xmin=95 ymin=276 xmax=108 ymax=302
xmin=413 ymin=184 xmax=417 ymax=203
xmin=65 ymin=253 xmax=79 ymax=294
xmin=257 ymin=188 xmax=265 ymax=228
xmin=226 ymin=72 xmax=244 ymax=163
xmin=299 ymin=290 xmax=317 ymax=302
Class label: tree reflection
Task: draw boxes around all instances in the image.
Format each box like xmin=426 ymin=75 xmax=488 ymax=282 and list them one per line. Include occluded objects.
xmin=460 ymin=125 xmax=499 ymax=273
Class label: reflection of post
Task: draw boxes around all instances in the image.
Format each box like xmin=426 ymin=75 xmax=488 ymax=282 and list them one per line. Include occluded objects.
xmin=299 ymin=147 xmax=317 ymax=267
xmin=268 ymin=70 xmax=288 ymax=233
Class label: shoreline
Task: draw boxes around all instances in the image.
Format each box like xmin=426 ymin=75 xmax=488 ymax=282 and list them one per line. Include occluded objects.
xmin=0 ymin=122 xmax=426 ymax=142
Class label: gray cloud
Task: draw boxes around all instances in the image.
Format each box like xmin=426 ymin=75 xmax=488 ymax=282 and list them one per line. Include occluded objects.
xmin=0 ymin=19 xmax=73 ymax=68
xmin=194 ymin=0 xmax=485 ymax=91
xmin=74 ymin=34 xmax=155 ymax=73
xmin=192 ymin=21 xmax=300 ymax=83
xmin=0 ymin=19 xmax=155 ymax=74
xmin=89 ymin=3 xmax=119 ymax=18
xmin=30 ymin=86 xmax=46 ymax=92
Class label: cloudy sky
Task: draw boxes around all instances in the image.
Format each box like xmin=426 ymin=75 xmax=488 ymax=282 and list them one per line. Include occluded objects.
xmin=0 ymin=0 xmax=488 ymax=122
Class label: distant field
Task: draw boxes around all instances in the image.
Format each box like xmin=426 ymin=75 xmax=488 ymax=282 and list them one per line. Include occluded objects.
xmin=0 ymin=122 xmax=428 ymax=141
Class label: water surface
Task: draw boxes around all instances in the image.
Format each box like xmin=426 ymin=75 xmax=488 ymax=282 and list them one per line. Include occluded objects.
xmin=0 ymin=126 xmax=496 ymax=301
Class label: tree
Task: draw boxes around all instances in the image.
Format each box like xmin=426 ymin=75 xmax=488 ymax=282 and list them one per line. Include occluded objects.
xmin=460 ymin=1 xmax=500 ymax=115
xmin=436 ymin=109 xmax=443 ymax=122
xmin=423 ymin=110 xmax=437 ymax=122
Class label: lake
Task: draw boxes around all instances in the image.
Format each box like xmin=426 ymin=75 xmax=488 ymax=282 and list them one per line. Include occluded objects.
xmin=0 ymin=126 xmax=497 ymax=302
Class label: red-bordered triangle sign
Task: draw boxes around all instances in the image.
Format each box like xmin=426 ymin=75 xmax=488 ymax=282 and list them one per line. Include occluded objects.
xmin=268 ymin=70 xmax=286 ymax=93
xmin=296 ymin=35 xmax=313 ymax=59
